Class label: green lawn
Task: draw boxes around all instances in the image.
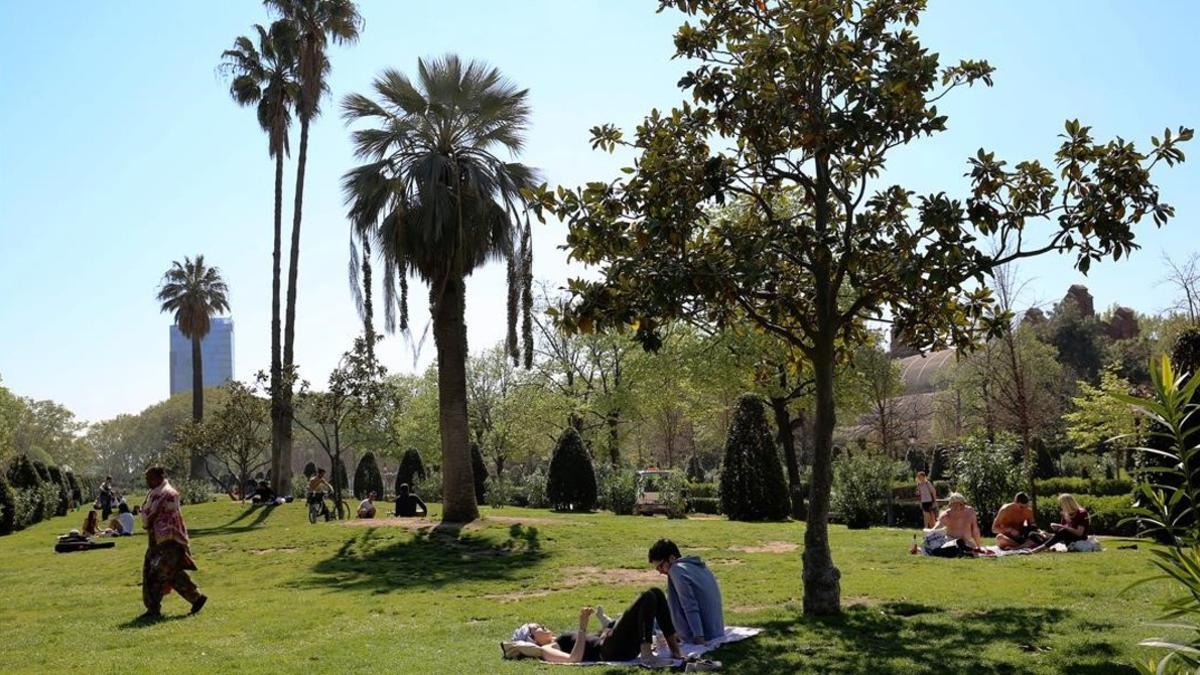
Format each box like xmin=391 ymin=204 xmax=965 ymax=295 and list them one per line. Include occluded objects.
xmin=0 ymin=500 xmax=1181 ymax=673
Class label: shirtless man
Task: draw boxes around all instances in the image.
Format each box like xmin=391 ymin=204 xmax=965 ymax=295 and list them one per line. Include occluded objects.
xmin=992 ymin=492 xmax=1044 ymax=550
xmin=936 ymin=492 xmax=982 ymax=550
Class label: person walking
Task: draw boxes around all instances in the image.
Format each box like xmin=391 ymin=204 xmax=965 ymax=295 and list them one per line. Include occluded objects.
xmin=98 ymin=476 xmax=115 ymax=520
xmin=139 ymin=466 xmax=206 ymax=620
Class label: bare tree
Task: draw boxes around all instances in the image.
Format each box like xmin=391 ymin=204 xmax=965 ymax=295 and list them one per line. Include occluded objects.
xmin=1159 ymin=251 xmax=1200 ymax=324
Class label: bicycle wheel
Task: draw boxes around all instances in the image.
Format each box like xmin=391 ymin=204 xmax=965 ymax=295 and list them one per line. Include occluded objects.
xmin=307 ymin=503 xmax=317 ymax=524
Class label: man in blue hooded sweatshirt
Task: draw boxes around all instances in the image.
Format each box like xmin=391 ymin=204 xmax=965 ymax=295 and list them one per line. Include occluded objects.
xmin=648 ymin=538 xmax=725 ymax=644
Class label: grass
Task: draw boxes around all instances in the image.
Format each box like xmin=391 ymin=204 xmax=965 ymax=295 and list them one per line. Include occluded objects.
xmin=0 ymin=500 xmax=1184 ymax=673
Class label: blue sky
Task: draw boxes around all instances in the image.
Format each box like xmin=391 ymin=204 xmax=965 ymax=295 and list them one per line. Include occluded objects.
xmin=1 ymin=1 xmax=1197 ymax=422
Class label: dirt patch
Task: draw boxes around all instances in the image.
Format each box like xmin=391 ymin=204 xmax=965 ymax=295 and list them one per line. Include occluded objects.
xmin=708 ymin=558 xmax=744 ymax=565
xmin=249 ymin=547 xmax=300 ymax=555
xmin=483 ymin=566 xmax=661 ymax=603
xmin=729 ymin=604 xmax=771 ymax=613
xmin=730 ymin=541 xmax=798 ymax=554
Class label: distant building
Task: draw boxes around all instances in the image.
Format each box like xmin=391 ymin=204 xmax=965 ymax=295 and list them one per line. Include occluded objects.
xmin=169 ymin=317 xmax=234 ymax=395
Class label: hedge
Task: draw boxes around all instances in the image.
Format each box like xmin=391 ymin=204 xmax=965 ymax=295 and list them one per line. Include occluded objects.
xmin=1035 ymin=477 xmax=1133 ymax=498
xmin=892 ymin=480 xmax=951 ymax=502
xmin=687 ymin=497 xmax=721 ymax=515
xmin=0 ymin=473 xmax=15 ymax=535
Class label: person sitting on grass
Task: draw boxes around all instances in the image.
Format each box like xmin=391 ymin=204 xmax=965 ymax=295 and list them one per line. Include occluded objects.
xmin=509 ymin=589 xmax=686 ymax=666
xmin=929 ymin=492 xmax=983 ymax=556
xmin=916 ymin=471 xmax=938 ymax=529
xmin=1031 ymin=493 xmax=1091 ymax=553
xmin=357 ymin=491 xmax=378 ymax=519
xmin=992 ymin=492 xmax=1044 ymax=550
xmin=250 ymin=480 xmax=276 ymax=505
xmin=393 ymin=483 xmax=428 ymax=517
xmin=648 ymin=538 xmax=725 ymax=646
xmin=81 ymin=510 xmax=101 ymax=537
xmin=116 ymin=501 xmax=136 ymax=536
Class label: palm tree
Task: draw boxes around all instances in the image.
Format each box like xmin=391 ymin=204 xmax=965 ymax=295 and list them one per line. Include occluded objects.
xmin=219 ymin=19 xmax=298 ymax=495
xmin=265 ymin=0 xmax=363 ymax=493
xmin=341 ymin=55 xmax=539 ymax=523
xmin=157 ymin=255 xmax=231 ymax=479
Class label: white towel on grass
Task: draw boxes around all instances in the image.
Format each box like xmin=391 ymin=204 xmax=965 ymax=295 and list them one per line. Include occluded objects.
xmin=557 ymin=625 xmax=762 ymax=667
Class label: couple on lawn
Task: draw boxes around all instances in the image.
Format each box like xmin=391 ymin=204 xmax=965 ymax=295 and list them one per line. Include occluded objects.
xmin=506 ymin=539 xmax=725 ymax=667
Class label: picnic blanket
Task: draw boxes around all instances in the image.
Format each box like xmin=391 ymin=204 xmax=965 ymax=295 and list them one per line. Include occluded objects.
xmin=506 ymin=626 xmax=762 ymax=667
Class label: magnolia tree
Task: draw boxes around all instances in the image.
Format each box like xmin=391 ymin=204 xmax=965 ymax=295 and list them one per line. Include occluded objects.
xmin=530 ymin=0 xmax=1191 ymax=614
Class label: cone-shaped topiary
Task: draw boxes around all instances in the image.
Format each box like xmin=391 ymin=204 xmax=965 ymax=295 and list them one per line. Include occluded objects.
xmin=303 ymin=461 xmax=318 ymax=479
xmin=353 ymin=452 xmax=385 ymax=499
xmin=45 ymin=465 xmax=69 ymax=517
xmin=719 ymin=394 xmax=791 ymax=521
xmin=6 ymin=455 xmax=45 ymax=525
xmin=547 ymin=427 xmax=597 ymax=512
xmin=686 ymin=454 xmax=706 ymax=483
xmin=471 ymin=443 xmax=488 ymax=505
xmin=0 ymin=473 xmax=16 ymax=535
xmin=397 ymin=448 xmax=426 ymax=492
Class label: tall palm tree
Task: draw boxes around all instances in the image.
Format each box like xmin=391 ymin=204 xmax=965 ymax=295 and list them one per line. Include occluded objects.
xmin=219 ymin=19 xmax=298 ymax=495
xmin=341 ymin=55 xmax=539 ymax=522
xmin=157 ymin=255 xmax=231 ymax=479
xmin=265 ymin=0 xmax=363 ymax=493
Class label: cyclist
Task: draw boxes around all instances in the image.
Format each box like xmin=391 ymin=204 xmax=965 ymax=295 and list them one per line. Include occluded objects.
xmin=307 ymin=468 xmax=333 ymax=521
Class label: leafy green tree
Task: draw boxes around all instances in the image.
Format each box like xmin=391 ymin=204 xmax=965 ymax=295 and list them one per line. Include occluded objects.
xmin=547 ymin=427 xmax=596 ymax=512
xmin=206 ymin=379 xmax=271 ymax=497
xmin=263 ymin=0 xmax=363 ymax=497
xmin=533 ymin=0 xmax=1189 ymax=613
xmin=156 ymin=255 xmax=231 ymax=478
xmin=719 ymin=394 xmax=790 ymax=522
xmin=220 ymin=18 xmax=299 ymax=496
xmin=353 ymin=451 xmax=384 ymax=499
xmin=953 ymin=435 xmax=1023 ymax=534
xmin=1064 ymin=365 xmax=1139 ymax=473
xmin=341 ymin=55 xmax=540 ymax=523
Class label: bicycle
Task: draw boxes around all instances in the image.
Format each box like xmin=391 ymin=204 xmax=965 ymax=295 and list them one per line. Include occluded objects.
xmin=306 ymin=492 xmax=331 ymax=524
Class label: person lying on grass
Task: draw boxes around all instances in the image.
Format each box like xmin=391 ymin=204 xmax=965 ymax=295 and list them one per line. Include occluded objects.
xmin=510 ymin=588 xmax=685 ymax=666
xmin=992 ymin=492 xmax=1045 ymax=551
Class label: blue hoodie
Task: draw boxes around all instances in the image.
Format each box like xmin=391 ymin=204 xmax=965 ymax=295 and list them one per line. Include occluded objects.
xmin=666 ymin=555 xmax=725 ymax=642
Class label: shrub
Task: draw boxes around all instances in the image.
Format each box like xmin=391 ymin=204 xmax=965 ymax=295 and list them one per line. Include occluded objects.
xmin=657 ymin=471 xmax=689 ymax=519
xmin=470 ymin=444 xmax=488 ymax=506
xmin=0 ymin=473 xmax=15 ymax=535
xmin=65 ymin=471 xmax=82 ymax=508
xmin=687 ymin=481 xmax=719 ymax=499
xmin=397 ymin=448 xmax=426 ymax=492
xmin=686 ymin=455 xmax=706 ymax=482
xmin=1035 ymin=477 xmax=1133 ymax=498
xmin=1172 ymin=327 xmax=1200 ymax=377
xmin=290 ymin=475 xmax=310 ymax=499
xmin=687 ymin=497 xmax=721 ymax=515
xmin=719 ymin=394 xmax=790 ymax=521
xmin=174 ymin=478 xmax=215 ymax=506
xmin=6 ymin=455 xmax=46 ymax=525
xmin=547 ymin=428 xmax=597 ymax=512
xmin=303 ymin=461 xmax=317 ymax=479
xmin=353 ymin=452 xmax=385 ymax=499
xmin=45 ymin=465 xmax=69 ymax=517
xmin=412 ymin=470 xmax=442 ymax=505
xmin=597 ymin=468 xmax=638 ymax=515
xmin=31 ymin=460 xmax=51 ymax=483
xmin=952 ymin=435 xmax=1024 ymax=534
xmin=832 ymin=453 xmax=897 ymax=529
xmin=485 ymin=476 xmax=518 ymax=509
xmin=1057 ymin=452 xmax=1117 ymax=480
xmin=517 ymin=470 xmax=549 ymax=509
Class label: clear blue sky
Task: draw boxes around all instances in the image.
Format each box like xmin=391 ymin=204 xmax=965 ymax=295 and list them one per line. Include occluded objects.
xmin=1 ymin=1 xmax=1197 ymax=423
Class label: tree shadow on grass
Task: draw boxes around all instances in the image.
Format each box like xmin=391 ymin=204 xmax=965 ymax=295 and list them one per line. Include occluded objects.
xmin=708 ymin=602 xmax=1133 ymax=674
xmin=189 ymin=504 xmax=278 ymax=538
xmin=301 ymin=522 xmax=548 ymax=595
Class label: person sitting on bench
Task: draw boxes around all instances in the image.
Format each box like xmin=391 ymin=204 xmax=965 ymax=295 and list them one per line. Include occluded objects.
xmin=394 ymin=483 xmax=427 ymax=517
xmin=992 ymin=492 xmax=1044 ymax=550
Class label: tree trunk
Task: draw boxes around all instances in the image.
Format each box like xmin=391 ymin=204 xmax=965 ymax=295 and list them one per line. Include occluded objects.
xmin=433 ymin=277 xmax=479 ymax=523
xmin=270 ymin=149 xmax=286 ymax=496
xmin=607 ymin=410 xmax=620 ymax=467
xmin=189 ymin=334 xmax=206 ymax=479
xmin=803 ymin=335 xmax=841 ymax=615
xmin=278 ymin=117 xmax=310 ymax=496
xmin=362 ymin=234 xmax=375 ymax=359
xmin=771 ymin=395 xmax=803 ymax=519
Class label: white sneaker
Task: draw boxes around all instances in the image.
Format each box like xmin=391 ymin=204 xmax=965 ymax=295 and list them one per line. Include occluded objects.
xmin=639 ymin=654 xmax=677 ymax=668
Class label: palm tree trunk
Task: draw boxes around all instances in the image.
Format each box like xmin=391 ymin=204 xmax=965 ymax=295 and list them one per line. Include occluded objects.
xmin=190 ymin=334 xmax=206 ymax=480
xmin=433 ymin=276 xmax=479 ymax=523
xmin=361 ymin=234 xmax=375 ymax=358
xmin=279 ymin=116 xmax=310 ymax=494
xmin=270 ymin=150 xmax=286 ymax=495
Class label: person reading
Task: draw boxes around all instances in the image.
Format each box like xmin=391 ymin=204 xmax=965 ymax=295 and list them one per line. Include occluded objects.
xmin=1032 ymin=493 xmax=1091 ymax=553
xmin=648 ymin=538 xmax=725 ymax=645
xmin=393 ymin=483 xmax=427 ymax=517
xmin=992 ymin=492 xmax=1043 ymax=550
